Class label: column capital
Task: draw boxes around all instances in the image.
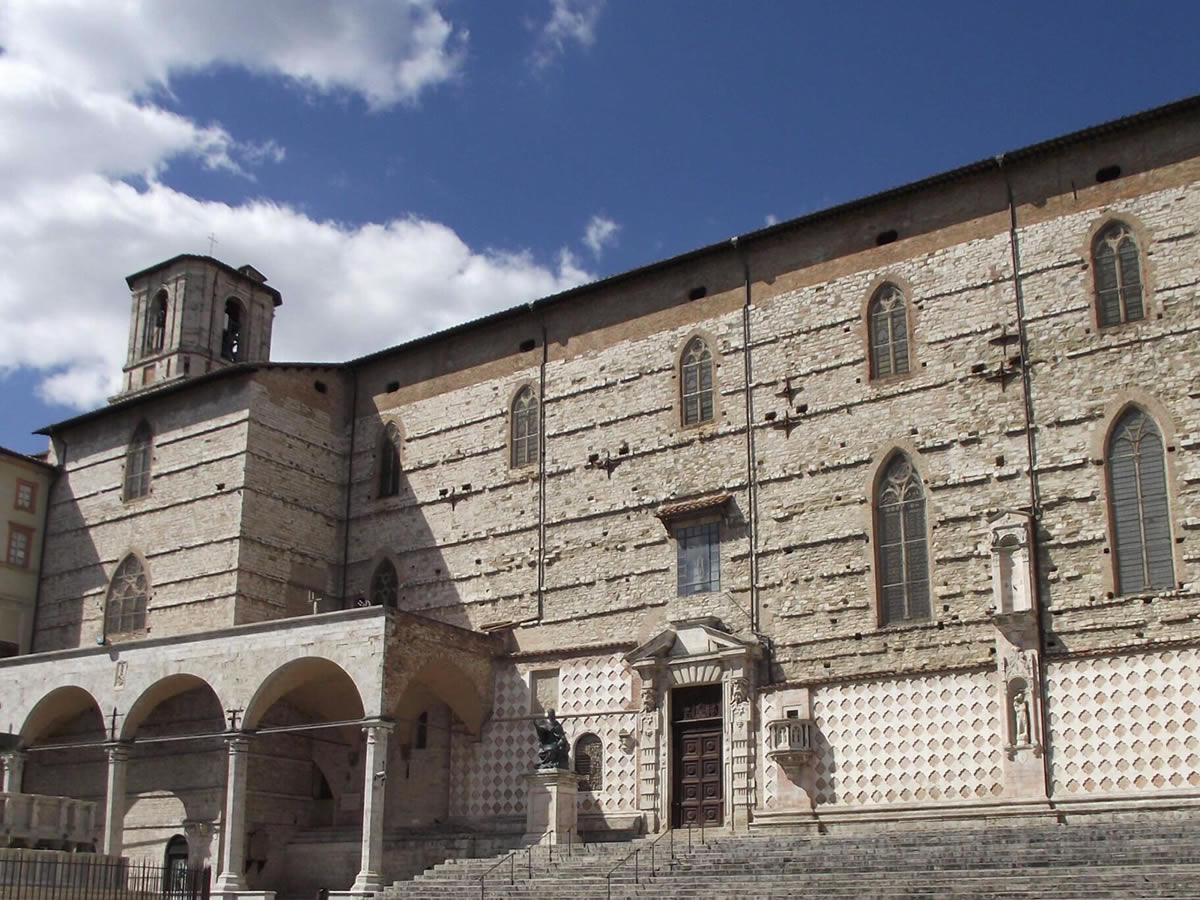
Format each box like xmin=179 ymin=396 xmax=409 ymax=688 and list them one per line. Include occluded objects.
xmin=105 ymin=742 xmax=132 ymax=763
xmin=360 ymin=719 xmax=395 ymax=738
xmin=223 ymin=732 xmax=253 ymax=751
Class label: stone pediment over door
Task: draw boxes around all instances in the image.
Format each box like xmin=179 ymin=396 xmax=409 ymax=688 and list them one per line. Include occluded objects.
xmin=625 ymin=617 xmax=761 ymax=686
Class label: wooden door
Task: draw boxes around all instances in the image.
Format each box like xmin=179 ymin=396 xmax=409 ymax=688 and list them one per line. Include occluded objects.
xmin=675 ymin=726 xmax=722 ymax=827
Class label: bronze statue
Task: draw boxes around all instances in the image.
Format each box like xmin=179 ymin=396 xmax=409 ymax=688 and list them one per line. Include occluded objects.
xmin=534 ymin=709 xmax=569 ymax=770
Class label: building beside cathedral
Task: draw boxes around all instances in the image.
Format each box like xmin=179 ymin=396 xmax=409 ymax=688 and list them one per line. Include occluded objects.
xmin=2 ymin=94 xmax=1200 ymax=898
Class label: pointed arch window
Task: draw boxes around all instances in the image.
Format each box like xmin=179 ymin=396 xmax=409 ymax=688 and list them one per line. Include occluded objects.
xmin=378 ymin=423 xmax=402 ymax=498
xmin=1093 ymin=223 xmax=1144 ymax=327
xmin=511 ymin=386 xmax=539 ymax=468
xmin=370 ymin=559 xmax=398 ymax=608
xmin=574 ymin=733 xmax=603 ymax=791
xmin=123 ymin=421 xmax=152 ymax=501
xmin=681 ymin=337 xmax=714 ymax=426
xmin=221 ymin=299 xmax=245 ymax=361
xmin=145 ymin=290 xmax=167 ymax=354
xmin=1107 ymin=408 xmax=1174 ymax=594
xmin=868 ymin=284 xmax=910 ymax=379
xmin=875 ymin=453 xmax=930 ymax=625
xmin=106 ymin=554 xmax=149 ymax=635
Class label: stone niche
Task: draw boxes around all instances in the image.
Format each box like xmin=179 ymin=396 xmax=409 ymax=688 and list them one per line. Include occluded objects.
xmin=987 ymin=510 xmax=1048 ymax=801
xmin=989 ymin=510 xmax=1035 ymax=615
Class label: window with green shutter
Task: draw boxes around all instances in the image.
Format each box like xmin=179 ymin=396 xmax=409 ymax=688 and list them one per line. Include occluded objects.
xmin=868 ymin=284 xmax=910 ymax=379
xmin=1108 ymin=408 xmax=1174 ymax=594
xmin=1093 ymin=223 xmax=1145 ymax=327
xmin=875 ymin=453 xmax=930 ymax=625
xmin=680 ymin=337 xmax=715 ymax=426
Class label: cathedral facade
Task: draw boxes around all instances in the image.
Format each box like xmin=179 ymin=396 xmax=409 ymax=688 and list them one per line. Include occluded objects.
xmin=2 ymin=95 xmax=1200 ymax=897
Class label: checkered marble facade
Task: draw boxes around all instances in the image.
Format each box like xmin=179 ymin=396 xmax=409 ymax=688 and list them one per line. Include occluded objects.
xmin=449 ymin=654 xmax=638 ymax=822
xmin=1045 ymin=648 xmax=1200 ymax=797
xmin=762 ymin=669 xmax=1003 ymax=810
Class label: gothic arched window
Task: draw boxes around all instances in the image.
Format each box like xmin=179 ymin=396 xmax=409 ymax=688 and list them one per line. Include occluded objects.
xmin=145 ymin=290 xmax=167 ymax=354
xmin=378 ymin=423 xmax=402 ymax=498
xmin=1107 ymin=408 xmax=1174 ymax=594
xmin=511 ymin=386 xmax=538 ymax=468
xmin=868 ymin=283 xmax=910 ymax=379
xmin=370 ymin=559 xmax=398 ymax=608
xmin=875 ymin=453 xmax=930 ymax=625
xmin=1093 ymin=223 xmax=1145 ymax=327
xmin=123 ymin=421 xmax=152 ymax=501
xmin=681 ymin=337 xmax=714 ymax=426
xmin=221 ymin=298 xmax=245 ymax=361
xmin=106 ymin=554 xmax=149 ymax=635
xmin=574 ymin=733 xmax=603 ymax=791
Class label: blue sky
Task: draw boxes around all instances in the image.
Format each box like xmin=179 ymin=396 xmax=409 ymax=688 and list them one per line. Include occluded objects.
xmin=1 ymin=0 xmax=1198 ymax=454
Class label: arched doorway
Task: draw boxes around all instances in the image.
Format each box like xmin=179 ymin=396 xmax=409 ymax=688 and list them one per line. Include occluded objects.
xmin=163 ymin=834 xmax=190 ymax=898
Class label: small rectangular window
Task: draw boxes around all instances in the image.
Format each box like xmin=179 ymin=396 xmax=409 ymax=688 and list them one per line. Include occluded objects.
xmin=676 ymin=521 xmax=720 ymax=595
xmin=14 ymin=480 xmax=35 ymax=513
xmin=7 ymin=524 xmax=32 ymax=568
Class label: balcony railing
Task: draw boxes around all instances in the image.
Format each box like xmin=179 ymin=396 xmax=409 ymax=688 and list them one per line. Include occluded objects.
xmin=1 ymin=793 xmax=99 ymax=849
xmin=765 ymin=717 xmax=816 ymax=768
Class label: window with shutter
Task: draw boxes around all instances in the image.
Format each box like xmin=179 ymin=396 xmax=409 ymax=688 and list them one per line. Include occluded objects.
xmin=875 ymin=453 xmax=930 ymax=625
xmin=1093 ymin=223 xmax=1145 ymax=327
xmin=123 ymin=421 xmax=153 ymax=501
xmin=574 ymin=733 xmax=603 ymax=791
xmin=511 ymin=386 xmax=539 ymax=467
xmin=378 ymin=423 xmax=402 ymax=498
xmin=681 ymin=337 xmax=715 ymax=426
xmin=1107 ymin=408 xmax=1175 ymax=594
xmin=868 ymin=284 xmax=911 ymax=379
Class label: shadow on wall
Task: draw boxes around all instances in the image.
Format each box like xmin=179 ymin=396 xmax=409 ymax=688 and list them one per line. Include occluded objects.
xmin=36 ymin=463 xmax=104 ymax=651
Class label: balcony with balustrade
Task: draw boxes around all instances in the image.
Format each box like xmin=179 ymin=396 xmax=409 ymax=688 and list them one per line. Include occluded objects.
xmin=1 ymin=793 xmax=99 ymax=850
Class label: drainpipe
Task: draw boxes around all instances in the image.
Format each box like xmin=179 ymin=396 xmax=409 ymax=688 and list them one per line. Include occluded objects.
xmin=731 ymin=237 xmax=760 ymax=634
xmin=536 ymin=306 xmax=549 ymax=623
xmin=28 ymin=440 xmax=64 ymax=654
xmin=997 ymin=155 xmax=1053 ymax=801
xmin=340 ymin=369 xmax=359 ymax=608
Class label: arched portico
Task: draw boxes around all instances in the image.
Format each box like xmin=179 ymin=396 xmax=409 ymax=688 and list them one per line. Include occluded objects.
xmin=8 ymin=686 xmax=107 ymax=851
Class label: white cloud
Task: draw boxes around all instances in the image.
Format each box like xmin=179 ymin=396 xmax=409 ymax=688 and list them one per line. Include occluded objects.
xmin=0 ymin=1 xmax=592 ymax=412
xmin=531 ymin=0 xmax=605 ymax=70
xmin=764 ymin=213 xmax=779 ymax=226
xmin=0 ymin=0 xmax=466 ymax=110
xmin=582 ymin=214 xmax=620 ymax=257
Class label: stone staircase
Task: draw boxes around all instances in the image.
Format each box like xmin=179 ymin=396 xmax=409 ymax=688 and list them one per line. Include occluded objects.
xmin=379 ymin=818 xmax=1200 ymax=899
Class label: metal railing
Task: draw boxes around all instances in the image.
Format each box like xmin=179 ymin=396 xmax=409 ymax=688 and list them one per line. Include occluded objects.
xmin=606 ymin=823 xmax=706 ymax=900
xmin=0 ymin=852 xmax=209 ymax=899
xmin=478 ymin=851 xmax=515 ymax=900
xmin=480 ymin=828 xmax=578 ymax=899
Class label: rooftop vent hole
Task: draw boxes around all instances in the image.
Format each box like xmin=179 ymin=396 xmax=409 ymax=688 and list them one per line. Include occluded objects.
xmin=1095 ymin=164 xmax=1121 ymax=183
xmin=875 ymin=229 xmax=898 ymax=246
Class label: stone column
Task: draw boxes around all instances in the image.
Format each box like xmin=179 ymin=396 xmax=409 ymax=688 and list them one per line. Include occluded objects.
xmin=636 ymin=680 xmax=661 ymax=832
xmin=1 ymin=750 xmax=27 ymax=793
xmin=102 ymin=744 xmax=130 ymax=857
xmin=213 ymin=735 xmax=252 ymax=894
xmin=347 ymin=722 xmax=392 ymax=894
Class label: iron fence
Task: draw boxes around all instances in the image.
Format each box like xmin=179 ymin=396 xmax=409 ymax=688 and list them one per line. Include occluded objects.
xmin=0 ymin=854 xmax=209 ymax=900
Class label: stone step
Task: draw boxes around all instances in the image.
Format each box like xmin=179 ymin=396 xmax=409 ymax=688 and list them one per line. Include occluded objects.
xmin=380 ymin=820 xmax=1200 ymax=900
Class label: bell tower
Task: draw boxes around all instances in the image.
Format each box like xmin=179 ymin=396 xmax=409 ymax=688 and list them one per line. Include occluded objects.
xmin=115 ymin=254 xmax=282 ymax=400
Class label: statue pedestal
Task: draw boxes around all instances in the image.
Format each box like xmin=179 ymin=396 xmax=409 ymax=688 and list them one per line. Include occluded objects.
xmin=524 ymin=769 xmax=578 ymax=844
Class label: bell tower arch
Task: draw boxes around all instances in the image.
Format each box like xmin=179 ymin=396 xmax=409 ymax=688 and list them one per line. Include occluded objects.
xmin=115 ymin=254 xmax=282 ymax=399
